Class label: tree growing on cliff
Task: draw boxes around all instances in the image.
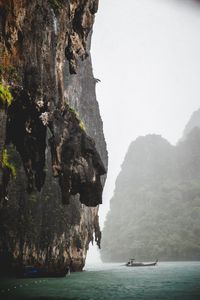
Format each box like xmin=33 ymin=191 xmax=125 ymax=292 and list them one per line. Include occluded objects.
xmin=101 ymin=119 xmax=200 ymax=262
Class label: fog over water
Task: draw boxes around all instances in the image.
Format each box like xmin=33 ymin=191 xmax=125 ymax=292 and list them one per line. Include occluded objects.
xmin=86 ymin=0 xmax=200 ymax=263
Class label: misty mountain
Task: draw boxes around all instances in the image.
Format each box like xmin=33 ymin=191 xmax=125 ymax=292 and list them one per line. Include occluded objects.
xmin=183 ymin=108 xmax=200 ymax=138
xmin=101 ymin=112 xmax=200 ymax=262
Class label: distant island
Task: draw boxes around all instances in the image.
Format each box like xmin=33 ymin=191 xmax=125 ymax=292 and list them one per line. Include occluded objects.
xmin=101 ymin=109 xmax=200 ymax=262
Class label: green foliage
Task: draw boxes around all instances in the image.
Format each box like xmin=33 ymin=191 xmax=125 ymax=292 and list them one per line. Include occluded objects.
xmin=68 ymin=104 xmax=86 ymax=131
xmin=101 ymin=132 xmax=200 ymax=262
xmin=0 ymin=83 xmax=13 ymax=107
xmin=2 ymin=148 xmax=16 ymax=179
xmin=79 ymin=120 xmax=85 ymax=131
xmin=49 ymin=0 xmax=63 ymax=10
xmin=68 ymin=106 xmax=77 ymax=115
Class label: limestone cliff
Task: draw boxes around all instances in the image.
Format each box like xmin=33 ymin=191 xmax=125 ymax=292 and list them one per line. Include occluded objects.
xmin=101 ymin=129 xmax=200 ymax=262
xmin=183 ymin=108 xmax=200 ymax=139
xmin=0 ymin=0 xmax=107 ymax=274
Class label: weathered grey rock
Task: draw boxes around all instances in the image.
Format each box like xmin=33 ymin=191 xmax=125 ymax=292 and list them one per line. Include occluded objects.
xmin=0 ymin=0 xmax=107 ymax=274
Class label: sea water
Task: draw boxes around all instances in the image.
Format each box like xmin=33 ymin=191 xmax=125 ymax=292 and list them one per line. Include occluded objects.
xmin=0 ymin=262 xmax=200 ymax=300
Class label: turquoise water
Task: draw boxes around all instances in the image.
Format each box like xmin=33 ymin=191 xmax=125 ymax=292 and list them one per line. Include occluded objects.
xmin=0 ymin=262 xmax=200 ymax=300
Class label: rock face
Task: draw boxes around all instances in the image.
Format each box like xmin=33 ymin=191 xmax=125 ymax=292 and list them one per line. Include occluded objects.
xmin=101 ymin=115 xmax=200 ymax=262
xmin=183 ymin=108 xmax=200 ymax=139
xmin=0 ymin=0 xmax=107 ymax=274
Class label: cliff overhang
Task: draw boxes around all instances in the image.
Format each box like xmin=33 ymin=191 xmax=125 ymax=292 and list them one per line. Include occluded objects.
xmin=0 ymin=0 xmax=107 ymax=274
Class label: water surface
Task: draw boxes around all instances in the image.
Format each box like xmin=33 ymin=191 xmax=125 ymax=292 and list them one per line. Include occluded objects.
xmin=0 ymin=262 xmax=200 ymax=300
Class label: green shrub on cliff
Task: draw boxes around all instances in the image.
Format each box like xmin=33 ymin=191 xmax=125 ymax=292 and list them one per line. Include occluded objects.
xmin=67 ymin=104 xmax=86 ymax=131
xmin=0 ymin=83 xmax=13 ymax=108
xmin=49 ymin=0 xmax=63 ymax=10
xmin=2 ymin=149 xmax=16 ymax=178
xmin=79 ymin=120 xmax=85 ymax=131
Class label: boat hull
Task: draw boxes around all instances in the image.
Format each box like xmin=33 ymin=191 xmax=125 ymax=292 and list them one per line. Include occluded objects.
xmin=126 ymin=262 xmax=157 ymax=267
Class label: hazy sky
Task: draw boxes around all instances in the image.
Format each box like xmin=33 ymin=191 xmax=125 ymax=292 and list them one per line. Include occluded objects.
xmin=86 ymin=0 xmax=200 ymax=263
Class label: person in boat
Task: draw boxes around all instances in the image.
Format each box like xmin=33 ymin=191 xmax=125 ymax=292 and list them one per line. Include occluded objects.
xmin=127 ymin=258 xmax=135 ymax=266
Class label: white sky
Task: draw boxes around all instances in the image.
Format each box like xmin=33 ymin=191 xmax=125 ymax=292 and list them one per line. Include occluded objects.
xmin=86 ymin=0 xmax=200 ymax=263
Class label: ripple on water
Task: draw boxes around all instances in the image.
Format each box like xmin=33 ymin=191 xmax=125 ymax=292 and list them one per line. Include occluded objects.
xmin=0 ymin=262 xmax=200 ymax=300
